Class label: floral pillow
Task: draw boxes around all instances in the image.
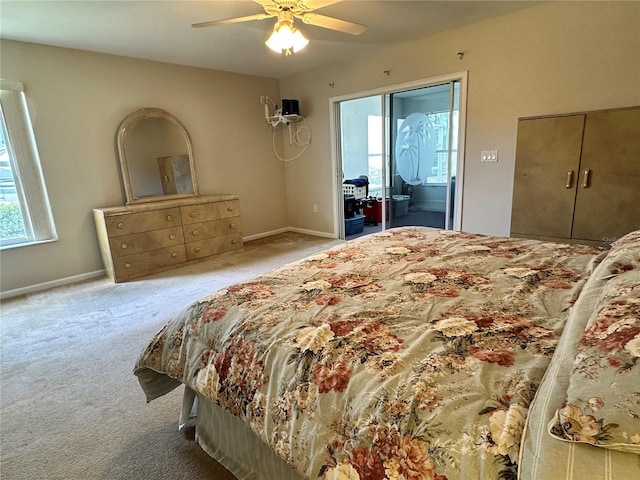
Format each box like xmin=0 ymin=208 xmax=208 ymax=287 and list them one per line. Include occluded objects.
xmin=548 ymin=230 xmax=640 ymax=453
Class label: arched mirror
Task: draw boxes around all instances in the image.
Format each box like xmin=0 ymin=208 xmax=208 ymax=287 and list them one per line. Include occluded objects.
xmin=116 ymin=108 xmax=199 ymax=204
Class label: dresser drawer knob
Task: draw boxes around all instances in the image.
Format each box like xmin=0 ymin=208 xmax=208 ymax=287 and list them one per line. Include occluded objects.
xmin=117 ymin=222 xmax=124 ymax=229
xmin=190 ymin=212 xmax=196 ymax=218
xmin=166 ymin=215 xmax=173 ymax=221
xmin=231 ymin=238 xmax=237 ymax=244
xmin=172 ymin=252 xmax=178 ymax=258
xmin=169 ymin=234 xmax=176 ymax=240
xmin=120 ymin=242 xmax=128 ymax=249
xmin=194 ymin=247 xmax=201 ymax=253
xmin=227 ymin=206 xmax=234 ymax=212
xmin=229 ymin=223 xmax=236 ymax=229
xmin=124 ymin=262 xmax=132 ymax=269
xmin=192 ymin=230 xmax=199 ymax=236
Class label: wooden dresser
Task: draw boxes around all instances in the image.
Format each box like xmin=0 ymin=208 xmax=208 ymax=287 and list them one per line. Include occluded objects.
xmin=93 ymin=194 xmax=242 ymax=282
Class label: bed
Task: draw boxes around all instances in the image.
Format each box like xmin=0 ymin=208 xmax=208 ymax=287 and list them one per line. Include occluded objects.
xmin=134 ymin=227 xmax=640 ymax=480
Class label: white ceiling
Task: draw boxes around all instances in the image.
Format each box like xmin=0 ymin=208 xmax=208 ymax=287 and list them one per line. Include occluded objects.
xmin=0 ymin=1 xmax=541 ymax=79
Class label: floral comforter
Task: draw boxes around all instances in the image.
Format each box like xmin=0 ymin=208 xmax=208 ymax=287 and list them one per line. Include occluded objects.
xmin=135 ymin=227 xmax=606 ymax=480
xmin=547 ymin=230 xmax=640 ymax=454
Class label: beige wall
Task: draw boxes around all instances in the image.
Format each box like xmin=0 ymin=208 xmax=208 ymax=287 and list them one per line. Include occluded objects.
xmin=2 ymin=1 xmax=639 ymax=295
xmin=279 ymin=1 xmax=640 ymax=237
xmin=0 ymin=40 xmax=284 ymax=293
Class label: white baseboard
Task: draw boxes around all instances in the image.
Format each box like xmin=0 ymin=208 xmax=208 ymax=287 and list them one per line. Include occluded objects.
xmin=1 ymin=270 xmax=105 ymax=301
xmin=285 ymin=227 xmax=338 ymax=239
xmin=243 ymin=227 xmax=337 ymax=242
xmin=2 ymin=228 xmax=338 ymax=301
xmin=242 ymin=227 xmax=291 ymax=242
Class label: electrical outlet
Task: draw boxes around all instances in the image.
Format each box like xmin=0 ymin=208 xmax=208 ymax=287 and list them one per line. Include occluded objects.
xmin=260 ymin=96 xmax=266 ymax=105
xmin=481 ymin=150 xmax=499 ymax=163
xmin=313 ymin=204 xmax=318 ymax=213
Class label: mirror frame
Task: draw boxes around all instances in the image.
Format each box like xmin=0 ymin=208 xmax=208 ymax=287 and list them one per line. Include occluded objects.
xmin=116 ymin=107 xmax=199 ymax=204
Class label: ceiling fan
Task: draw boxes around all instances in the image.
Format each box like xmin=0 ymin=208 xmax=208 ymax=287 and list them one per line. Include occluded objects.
xmin=192 ymin=0 xmax=366 ymax=55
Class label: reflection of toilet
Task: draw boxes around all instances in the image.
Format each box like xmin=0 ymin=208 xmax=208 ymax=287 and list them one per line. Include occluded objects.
xmin=401 ymin=183 xmax=416 ymax=211
xmin=392 ymin=195 xmax=410 ymax=217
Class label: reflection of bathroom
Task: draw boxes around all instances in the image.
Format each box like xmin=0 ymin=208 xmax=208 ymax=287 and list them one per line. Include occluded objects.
xmin=342 ymin=173 xmax=450 ymax=238
xmin=392 ymin=176 xmax=449 ymax=228
xmin=340 ymin=83 xmax=458 ymax=239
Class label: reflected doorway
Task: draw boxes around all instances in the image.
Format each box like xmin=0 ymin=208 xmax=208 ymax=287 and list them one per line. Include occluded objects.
xmin=335 ymin=75 xmax=465 ymax=240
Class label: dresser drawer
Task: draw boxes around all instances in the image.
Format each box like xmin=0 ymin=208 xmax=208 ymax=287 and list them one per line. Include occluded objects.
xmin=108 ymin=226 xmax=184 ymax=258
xmin=183 ymin=217 xmax=241 ymax=242
xmin=112 ymin=245 xmax=187 ymax=280
xmin=105 ymin=208 xmax=182 ymax=236
xmin=185 ymin=233 xmax=243 ymax=260
xmin=181 ymin=200 xmax=240 ymax=224
xmin=94 ymin=195 xmax=242 ymax=282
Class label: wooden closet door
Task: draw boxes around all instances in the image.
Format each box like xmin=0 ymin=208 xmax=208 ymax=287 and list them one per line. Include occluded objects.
xmin=510 ymin=115 xmax=585 ymax=239
xmin=572 ymin=107 xmax=640 ymax=243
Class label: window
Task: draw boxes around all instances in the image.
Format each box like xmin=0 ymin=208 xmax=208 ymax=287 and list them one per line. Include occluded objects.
xmin=367 ymin=111 xmax=459 ymax=189
xmin=425 ymin=110 xmax=458 ymax=184
xmin=0 ymin=80 xmax=57 ymax=248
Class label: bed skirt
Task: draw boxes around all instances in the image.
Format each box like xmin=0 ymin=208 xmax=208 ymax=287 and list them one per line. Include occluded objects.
xmin=183 ymin=388 xmax=304 ymax=480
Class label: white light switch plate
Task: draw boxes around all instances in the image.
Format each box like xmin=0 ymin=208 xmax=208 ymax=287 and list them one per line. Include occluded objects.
xmin=481 ymin=150 xmax=499 ymax=162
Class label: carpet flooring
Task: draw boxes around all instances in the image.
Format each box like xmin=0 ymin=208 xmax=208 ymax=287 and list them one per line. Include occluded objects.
xmin=0 ymin=232 xmax=343 ymax=480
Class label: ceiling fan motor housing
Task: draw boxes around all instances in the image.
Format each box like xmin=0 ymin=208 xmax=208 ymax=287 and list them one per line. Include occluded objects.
xmin=267 ymin=0 xmax=313 ymax=15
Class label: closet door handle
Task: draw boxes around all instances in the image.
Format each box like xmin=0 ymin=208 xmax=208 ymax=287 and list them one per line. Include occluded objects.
xmin=582 ymin=169 xmax=591 ymax=188
xmin=565 ymin=171 xmax=574 ymax=188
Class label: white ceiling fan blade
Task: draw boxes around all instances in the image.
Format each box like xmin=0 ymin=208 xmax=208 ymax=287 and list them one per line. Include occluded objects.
xmin=192 ymin=13 xmax=273 ymax=29
xmin=300 ymin=13 xmax=366 ymax=35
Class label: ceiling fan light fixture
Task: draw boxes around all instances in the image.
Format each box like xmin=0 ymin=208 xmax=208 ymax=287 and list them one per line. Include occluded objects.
xmin=193 ymin=1 xmax=367 ymax=57
xmin=265 ymin=21 xmax=309 ymax=55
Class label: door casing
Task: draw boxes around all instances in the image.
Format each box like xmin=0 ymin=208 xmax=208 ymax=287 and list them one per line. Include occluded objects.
xmin=329 ymin=71 xmax=468 ymax=238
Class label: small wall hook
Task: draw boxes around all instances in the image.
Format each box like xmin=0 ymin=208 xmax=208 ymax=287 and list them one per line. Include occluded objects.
xmin=457 ymin=52 xmax=465 ymax=59
xmin=328 ymin=82 xmax=335 ymax=88
xmin=383 ymin=70 xmax=390 ymax=76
